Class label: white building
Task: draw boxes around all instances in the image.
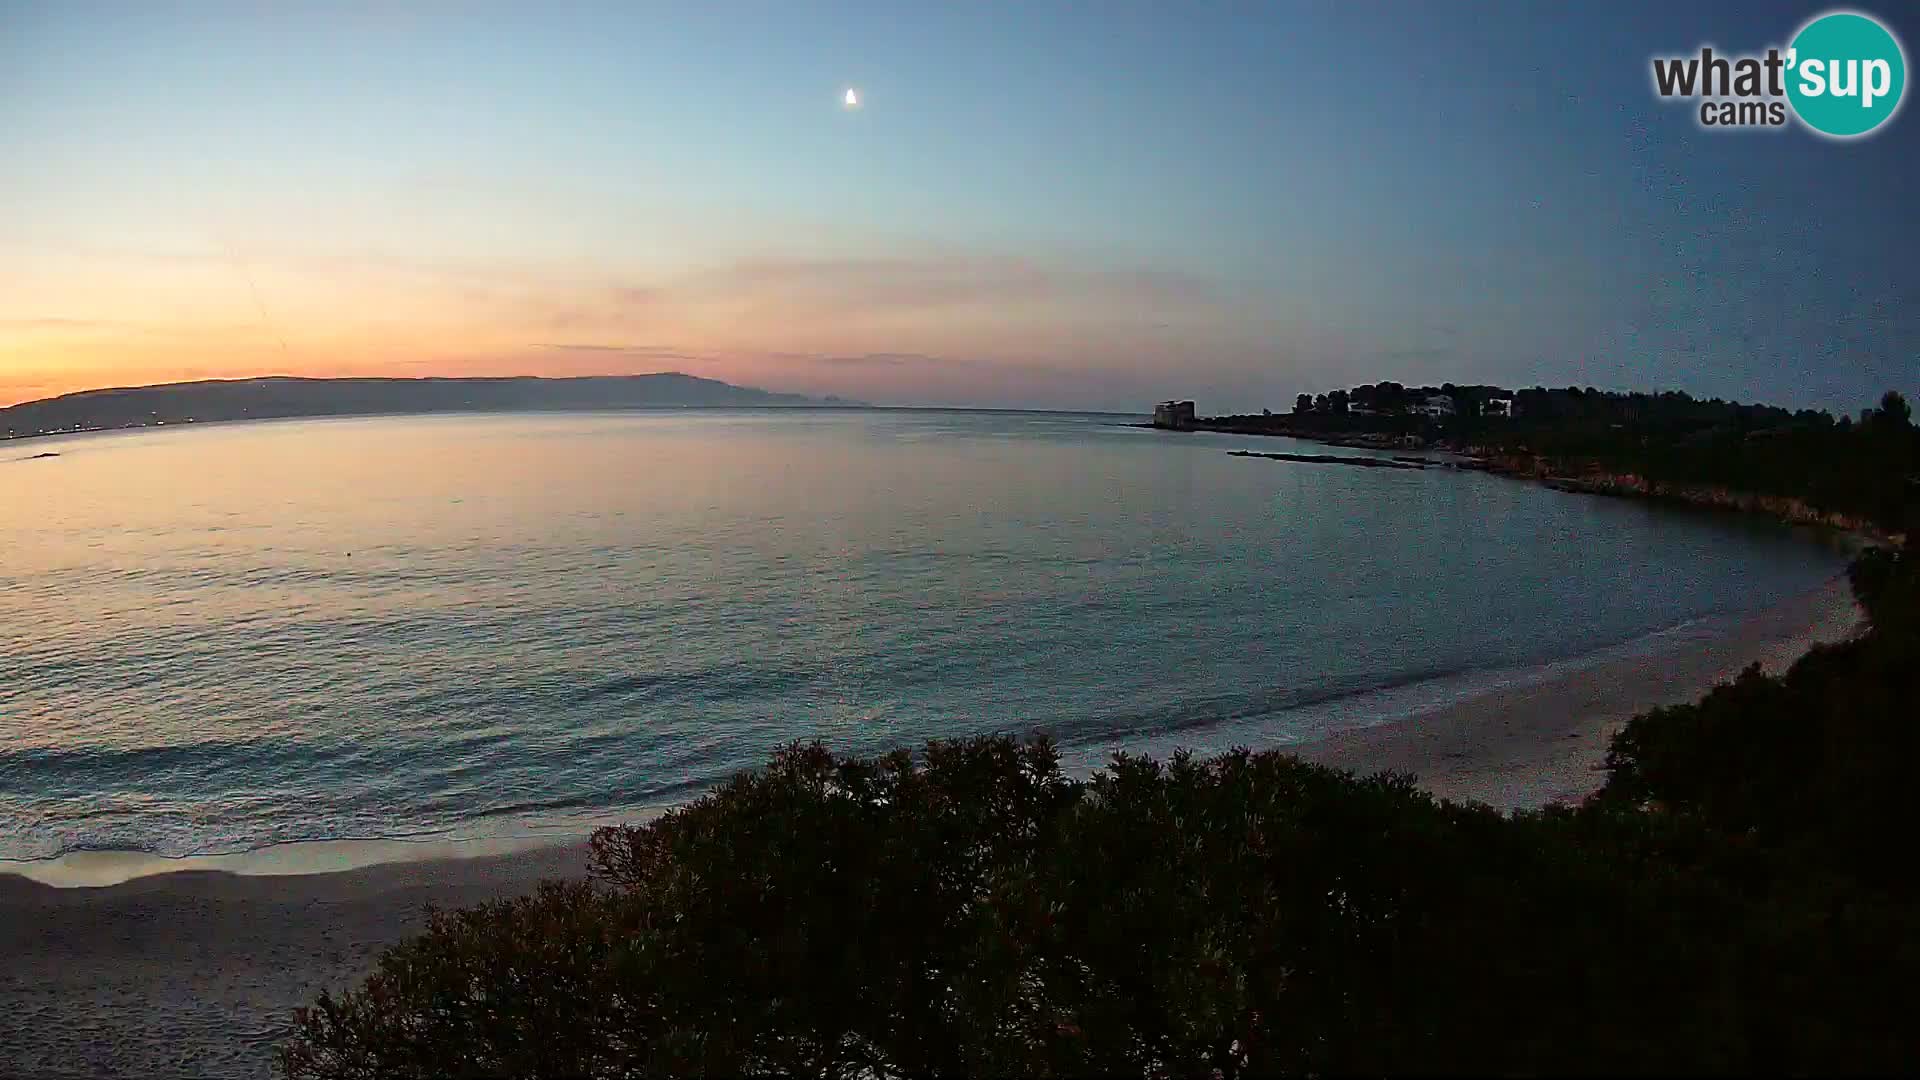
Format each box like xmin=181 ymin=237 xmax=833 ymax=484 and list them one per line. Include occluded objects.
xmin=1152 ymin=400 xmax=1196 ymax=429
xmin=1419 ymin=394 xmax=1456 ymax=419
xmin=1481 ymin=397 xmax=1514 ymax=418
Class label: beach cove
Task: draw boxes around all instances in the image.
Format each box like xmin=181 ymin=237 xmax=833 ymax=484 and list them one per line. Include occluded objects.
xmin=0 ymin=409 xmax=1868 ymax=1076
xmin=0 ymin=570 xmax=1865 ymax=1078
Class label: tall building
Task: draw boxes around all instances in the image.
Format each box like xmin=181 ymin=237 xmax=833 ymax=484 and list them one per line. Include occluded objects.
xmin=1152 ymin=401 xmax=1197 ymax=429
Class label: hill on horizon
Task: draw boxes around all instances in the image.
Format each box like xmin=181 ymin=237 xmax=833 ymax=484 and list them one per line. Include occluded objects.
xmin=0 ymin=373 xmax=859 ymax=441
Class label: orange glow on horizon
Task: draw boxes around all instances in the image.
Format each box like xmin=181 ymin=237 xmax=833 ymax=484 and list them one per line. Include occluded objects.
xmin=1 ymin=245 xmax=1242 ymax=410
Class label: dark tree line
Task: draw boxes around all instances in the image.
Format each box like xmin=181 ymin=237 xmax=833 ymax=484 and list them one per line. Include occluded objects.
xmin=1239 ymin=386 xmax=1919 ymax=534
xmin=281 ymin=549 xmax=1920 ymax=1078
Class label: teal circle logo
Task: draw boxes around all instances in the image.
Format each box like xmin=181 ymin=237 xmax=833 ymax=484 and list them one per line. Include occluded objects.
xmin=1787 ymin=11 xmax=1907 ymax=137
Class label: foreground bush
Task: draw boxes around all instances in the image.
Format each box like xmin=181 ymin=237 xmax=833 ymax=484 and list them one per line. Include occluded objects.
xmin=1603 ymin=545 xmax=1920 ymax=894
xmin=283 ymin=552 xmax=1920 ymax=1078
xmin=281 ymin=756 xmax=1916 ymax=1075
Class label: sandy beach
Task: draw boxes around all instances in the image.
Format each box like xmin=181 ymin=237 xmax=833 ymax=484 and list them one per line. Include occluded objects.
xmin=0 ymin=574 xmax=1865 ymax=1079
xmin=1297 ymin=571 xmax=1864 ymax=809
xmin=0 ymin=843 xmax=593 ymax=1079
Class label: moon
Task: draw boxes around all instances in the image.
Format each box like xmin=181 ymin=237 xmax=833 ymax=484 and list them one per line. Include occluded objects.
xmin=843 ymin=87 xmax=859 ymax=108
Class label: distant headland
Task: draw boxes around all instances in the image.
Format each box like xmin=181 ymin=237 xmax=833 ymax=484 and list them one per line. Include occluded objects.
xmin=0 ymin=374 xmax=859 ymax=443
xmin=1148 ymin=382 xmax=1917 ymax=541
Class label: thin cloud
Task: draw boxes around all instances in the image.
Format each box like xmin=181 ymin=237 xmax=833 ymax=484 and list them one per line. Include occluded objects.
xmin=0 ymin=317 xmax=129 ymax=330
xmin=532 ymin=343 xmax=709 ymax=362
xmin=806 ymin=351 xmax=984 ymax=368
xmin=684 ymin=255 xmax=1219 ymax=313
xmin=0 ymin=317 xmax=261 ymax=341
xmin=1379 ymin=346 xmax=1458 ymax=364
xmin=528 ymin=345 xmax=986 ymax=371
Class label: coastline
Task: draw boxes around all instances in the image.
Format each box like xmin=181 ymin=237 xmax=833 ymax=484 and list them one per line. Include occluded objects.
xmin=0 ymin=575 xmax=1867 ymax=1078
xmin=1 ymin=403 xmax=1136 ymax=448
xmin=1170 ymin=419 xmax=1902 ymax=544
xmin=0 ymin=832 xmax=592 ymax=890
xmin=1294 ymin=571 xmax=1864 ymax=808
xmin=0 ymin=843 xmax=592 ymax=1080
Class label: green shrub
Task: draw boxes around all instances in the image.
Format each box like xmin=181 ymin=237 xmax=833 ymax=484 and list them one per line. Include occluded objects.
xmin=1604 ymin=546 xmax=1920 ymax=895
xmin=281 ymin=744 xmax=1919 ymax=1076
xmin=283 ymin=551 xmax=1920 ymax=1077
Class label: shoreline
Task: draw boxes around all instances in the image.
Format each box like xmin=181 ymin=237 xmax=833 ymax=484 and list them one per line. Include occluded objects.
xmin=0 ymin=842 xmax=594 ymax=1080
xmin=1167 ymin=419 xmax=1902 ymax=545
xmin=4 ymin=570 xmax=1865 ymax=889
xmin=0 ymin=577 xmax=1867 ymax=1078
xmin=1294 ymin=571 xmax=1863 ymax=808
xmin=0 ymin=832 xmax=594 ymax=890
xmin=2 ymin=404 xmax=1141 ymax=448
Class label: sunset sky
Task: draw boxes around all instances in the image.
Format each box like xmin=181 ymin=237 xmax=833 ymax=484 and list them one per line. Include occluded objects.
xmin=3 ymin=1 xmax=1915 ymax=413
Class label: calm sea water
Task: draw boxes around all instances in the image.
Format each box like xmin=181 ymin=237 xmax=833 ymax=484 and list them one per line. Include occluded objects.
xmin=0 ymin=410 xmax=1842 ymax=862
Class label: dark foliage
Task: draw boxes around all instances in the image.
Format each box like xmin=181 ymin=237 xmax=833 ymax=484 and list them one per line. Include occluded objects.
xmin=1215 ymin=386 xmax=1920 ymax=534
xmin=283 ymin=547 xmax=1920 ymax=1078
xmin=1604 ymin=545 xmax=1920 ymax=895
xmin=1589 ymin=546 xmax=1920 ymax=1069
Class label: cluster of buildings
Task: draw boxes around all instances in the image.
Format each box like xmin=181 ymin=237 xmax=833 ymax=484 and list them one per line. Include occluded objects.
xmin=1150 ymin=392 xmax=1514 ymax=430
xmin=1418 ymin=393 xmax=1515 ymax=419
xmin=1351 ymin=394 xmax=1514 ymax=420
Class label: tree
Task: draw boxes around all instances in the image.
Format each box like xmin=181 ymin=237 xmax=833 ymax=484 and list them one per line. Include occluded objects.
xmin=1876 ymin=390 xmax=1911 ymax=430
xmin=1277 ymin=380 xmax=1915 ymax=532
xmin=283 ymin=544 xmax=1920 ymax=1080
xmin=1603 ymin=546 xmax=1920 ymax=893
xmin=1294 ymin=393 xmax=1313 ymax=414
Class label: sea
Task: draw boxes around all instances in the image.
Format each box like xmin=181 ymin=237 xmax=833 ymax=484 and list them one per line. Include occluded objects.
xmin=0 ymin=409 xmax=1846 ymax=864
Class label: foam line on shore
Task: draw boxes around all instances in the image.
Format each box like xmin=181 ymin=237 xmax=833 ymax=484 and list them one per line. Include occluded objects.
xmin=0 ymin=572 xmax=1870 ymax=1080
xmin=0 ymin=832 xmax=583 ymax=890
xmin=1294 ymin=572 xmax=1864 ymax=809
xmin=5 ymin=574 xmax=1863 ymax=889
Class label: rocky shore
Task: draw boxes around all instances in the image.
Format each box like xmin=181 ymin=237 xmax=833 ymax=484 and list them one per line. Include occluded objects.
xmin=1177 ymin=418 xmax=1901 ymax=545
xmin=1226 ymin=449 xmax=1427 ymax=470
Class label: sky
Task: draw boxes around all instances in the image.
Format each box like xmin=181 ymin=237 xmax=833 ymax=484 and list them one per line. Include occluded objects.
xmin=1 ymin=1 xmax=1915 ymax=413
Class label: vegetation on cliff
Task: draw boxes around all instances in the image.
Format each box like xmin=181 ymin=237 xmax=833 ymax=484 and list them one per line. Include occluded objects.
xmin=1214 ymin=385 xmax=1918 ymax=536
xmin=281 ymin=547 xmax=1920 ymax=1078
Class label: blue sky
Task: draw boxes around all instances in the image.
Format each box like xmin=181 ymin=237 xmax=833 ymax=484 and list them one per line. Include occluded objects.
xmin=1 ymin=0 xmax=1914 ymax=412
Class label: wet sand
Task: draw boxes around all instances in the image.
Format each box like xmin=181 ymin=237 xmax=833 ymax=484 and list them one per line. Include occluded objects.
xmin=1296 ymin=572 xmax=1862 ymax=808
xmin=0 ymin=574 xmax=1865 ymax=1078
xmin=0 ymin=843 xmax=591 ymax=1079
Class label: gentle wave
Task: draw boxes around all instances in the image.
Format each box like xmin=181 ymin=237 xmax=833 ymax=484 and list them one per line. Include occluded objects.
xmin=0 ymin=410 xmax=1843 ymax=863
xmin=0 ymin=607 xmax=1746 ymax=865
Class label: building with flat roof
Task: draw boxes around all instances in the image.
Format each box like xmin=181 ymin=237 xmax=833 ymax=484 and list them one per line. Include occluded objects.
xmin=1152 ymin=400 xmax=1196 ymax=429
